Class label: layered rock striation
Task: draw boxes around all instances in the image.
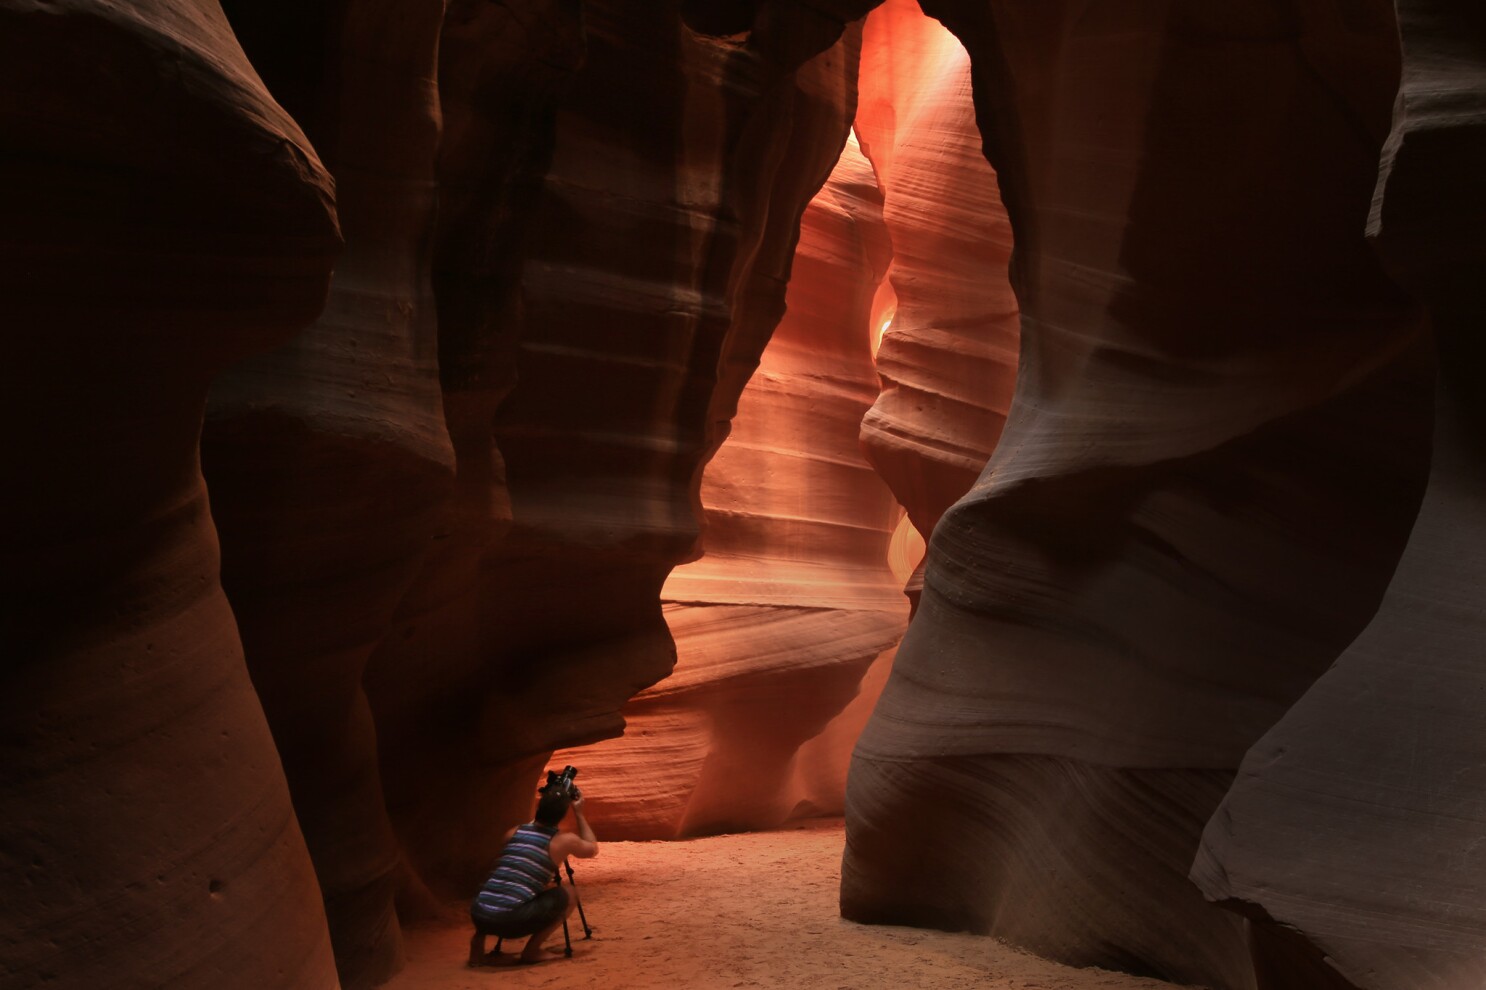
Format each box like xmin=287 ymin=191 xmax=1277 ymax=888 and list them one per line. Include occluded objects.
xmin=202 ymin=3 xmax=458 ymax=985
xmin=854 ymin=0 xmax=1018 ymax=602
xmin=364 ymin=0 xmax=876 ymax=890
xmin=0 ymin=1 xmax=342 ymax=987
xmin=843 ymin=5 xmax=1434 ymax=988
xmin=555 ymin=134 xmax=908 ymax=839
xmin=1192 ymin=3 xmax=1486 ymax=987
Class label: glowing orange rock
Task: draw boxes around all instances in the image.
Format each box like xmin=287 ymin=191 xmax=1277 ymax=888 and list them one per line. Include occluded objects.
xmin=558 ymin=134 xmax=908 ymax=839
xmin=855 ymin=0 xmax=1019 ymax=600
xmin=363 ymin=5 xmax=875 ymax=884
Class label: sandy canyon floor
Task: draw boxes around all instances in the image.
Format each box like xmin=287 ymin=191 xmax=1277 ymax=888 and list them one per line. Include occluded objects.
xmin=386 ymin=819 xmax=1195 ymax=990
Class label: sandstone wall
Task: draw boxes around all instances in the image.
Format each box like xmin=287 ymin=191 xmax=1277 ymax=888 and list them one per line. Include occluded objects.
xmin=843 ymin=5 xmax=1434 ymax=988
xmin=362 ymin=0 xmax=875 ymax=893
xmin=202 ymin=2 xmax=457 ymax=984
xmin=855 ymin=0 xmax=1018 ymax=603
xmin=0 ymin=1 xmax=342 ymax=987
xmin=554 ymin=133 xmax=908 ymax=839
xmin=1192 ymin=2 xmax=1486 ymax=987
xmin=3 ymin=2 xmax=879 ymax=985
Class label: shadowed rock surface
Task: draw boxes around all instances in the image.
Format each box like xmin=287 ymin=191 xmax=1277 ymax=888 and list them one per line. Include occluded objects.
xmin=0 ymin=1 xmax=342 ymax=987
xmin=1192 ymin=2 xmax=1486 ymax=987
xmin=555 ymin=134 xmax=908 ymax=839
xmin=843 ymin=4 xmax=1434 ymax=988
xmin=202 ymin=2 xmax=458 ymax=985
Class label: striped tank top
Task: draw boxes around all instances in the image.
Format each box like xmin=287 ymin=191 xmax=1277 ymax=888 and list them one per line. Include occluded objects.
xmin=475 ymin=823 xmax=558 ymax=911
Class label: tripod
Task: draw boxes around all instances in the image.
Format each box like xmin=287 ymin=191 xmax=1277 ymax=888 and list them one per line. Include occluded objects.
xmin=492 ymin=859 xmax=593 ymax=958
xmin=557 ymin=858 xmax=594 ymax=955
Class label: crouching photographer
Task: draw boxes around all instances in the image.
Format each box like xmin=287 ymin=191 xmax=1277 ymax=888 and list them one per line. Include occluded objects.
xmin=468 ymin=766 xmax=598 ymax=966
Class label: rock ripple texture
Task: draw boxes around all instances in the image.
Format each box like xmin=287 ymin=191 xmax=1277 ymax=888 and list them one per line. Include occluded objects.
xmin=0 ymin=1 xmax=342 ymax=987
xmin=200 ymin=2 xmax=458 ymax=986
xmin=854 ymin=0 xmax=1019 ymax=602
xmin=362 ymin=0 xmax=878 ymax=893
xmin=555 ymin=134 xmax=909 ymax=840
xmin=1192 ymin=2 xmax=1486 ymax=987
xmin=843 ymin=4 xmax=1434 ymax=989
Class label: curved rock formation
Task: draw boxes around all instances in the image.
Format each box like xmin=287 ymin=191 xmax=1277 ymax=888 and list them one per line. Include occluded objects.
xmin=364 ymin=1 xmax=874 ymax=890
xmin=201 ymin=2 xmax=457 ymax=986
xmin=362 ymin=0 xmax=590 ymax=912
xmin=843 ymin=5 xmax=1433 ymax=988
xmin=554 ymin=134 xmax=908 ymax=840
xmin=855 ymin=0 xmax=1018 ymax=602
xmin=0 ymin=1 xmax=342 ymax=987
xmin=1192 ymin=3 xmax=1486 ymax=987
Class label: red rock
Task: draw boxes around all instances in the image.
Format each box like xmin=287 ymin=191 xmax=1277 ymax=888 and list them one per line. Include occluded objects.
xmin=363 ymin=1 xmax=875 ymax=891
xmin=198 ymin=2 xmax=458 ymax=986
xmin=842 ymin=4 xmax=1433 ymax=988
xmin=1192 ymin=3 xmax=1486 ymax=987
xmin=855 ymin=0 xmax=1019 ymax=604
xmin=554 ymin=135 xmax=908 ymax=839
xmin=0 ymin=1 xmax=342 ymax=987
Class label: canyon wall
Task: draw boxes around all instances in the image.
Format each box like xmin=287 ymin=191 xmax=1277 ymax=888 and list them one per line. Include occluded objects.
xmin=4 ymin=1 xmax=878 ymax=985
xmin=555 ymin=133 xmax=907 ymax=840
xmin=854 ymin=0 xmax=1018 ymax=602
xmin=549 ymin=0 xmax=1024 ymax=841
xmin=0 ymin=1 xmax=343 ymax=987
xmin=1192 ymin=2 xmax=1486 ymax=987
xmin=203 ymin=2 xmax=456 ymax=985
xmin=361 ymin=0 xmax=874 ymax=895
xmin=842 ymin=4 xmax=1434 ymax=988
xmin=11 ymin=3 xmax=1480 ymax=989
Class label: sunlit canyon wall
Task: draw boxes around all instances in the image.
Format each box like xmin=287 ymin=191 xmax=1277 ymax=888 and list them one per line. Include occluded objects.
xmin=855 ymin=0 xmax=1018 ymax=604
xmin=844 ymin=4 xmax=1467 ymax=990
xmin=555 ymin=134 xmax=906 ymax=840
xmin=552 ymin=0 xmax=1021 ymax=841
xmin=360 ymin=1 xmax=869 ymax=904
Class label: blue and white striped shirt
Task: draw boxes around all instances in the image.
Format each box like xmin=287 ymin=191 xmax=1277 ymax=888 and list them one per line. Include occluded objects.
xmin=475 ymin=823 xmax=558 ymax=910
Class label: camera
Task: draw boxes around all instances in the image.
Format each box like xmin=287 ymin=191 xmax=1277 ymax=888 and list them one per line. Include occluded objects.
xmin=542 ymin=764 xmax=580 ymax=800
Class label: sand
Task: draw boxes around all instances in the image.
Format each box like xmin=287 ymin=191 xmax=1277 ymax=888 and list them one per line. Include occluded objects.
xmin=385 ymin=819 xmax=1197 ymax=990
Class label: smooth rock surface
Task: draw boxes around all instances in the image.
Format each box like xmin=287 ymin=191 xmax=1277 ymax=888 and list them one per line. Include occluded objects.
xmin=843 ymin=4 xmax=1434 ymax=988
xmin=364 ymin=0 xmax=875 ymax=891
xmin=0 ymin=1 xmax=342 ymax=987
xmin=555 ymin=135 xmax=908 ymax=839
xmin=855 ymin=0 xmax=1018 ymax=603
xmin=1192 ymin=2 xmax=1486 ymax=987
xmin=203 ymin=2 xmax=458 ymax=985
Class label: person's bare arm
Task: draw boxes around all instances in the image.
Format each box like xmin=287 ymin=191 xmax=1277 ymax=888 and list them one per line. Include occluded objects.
xmin=553 ymin=796 xmax=598 ymax=861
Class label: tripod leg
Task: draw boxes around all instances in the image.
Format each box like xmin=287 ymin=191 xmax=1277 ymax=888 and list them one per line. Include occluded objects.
xmin=553 ymin=870 xmax=573 ymax=957
xmin=563 ymin=859 xmax=593 ymax=938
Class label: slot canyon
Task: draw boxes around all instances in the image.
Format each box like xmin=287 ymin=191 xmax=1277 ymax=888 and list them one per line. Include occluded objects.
xmin=1 ymin=1 xmax=1481 ymax=990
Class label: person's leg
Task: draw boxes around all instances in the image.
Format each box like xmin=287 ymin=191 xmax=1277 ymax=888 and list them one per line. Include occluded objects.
xmin=468 ymin=929 xmax=486 ymax=967
xmin=518 ymin=887 xmax=575 ymax=963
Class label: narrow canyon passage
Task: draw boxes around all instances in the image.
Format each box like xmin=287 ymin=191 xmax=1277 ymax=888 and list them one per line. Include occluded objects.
xmin=386 ymin=821 xmax=1189 ymax=990
xmin=5 ymin=0 xmax=1484 ymax=989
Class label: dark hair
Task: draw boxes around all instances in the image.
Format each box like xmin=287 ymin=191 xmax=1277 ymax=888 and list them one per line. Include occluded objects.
xmin=535 ymin=790 xmax=572 ymax=826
